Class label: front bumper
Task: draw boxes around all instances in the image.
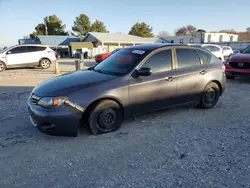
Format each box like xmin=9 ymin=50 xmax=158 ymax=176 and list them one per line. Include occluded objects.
xmin=28 ymin=100 xmax=83 ymax=137
xmin=225 ymin=63 xmax=250 ymax=78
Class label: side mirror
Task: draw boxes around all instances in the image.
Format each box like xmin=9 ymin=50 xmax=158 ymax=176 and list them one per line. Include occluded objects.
xmin=6 ymin=51 xmax=11 ymax=54
xmin=133 ymin=67 xmax=152 ymax=78
xmin=239 ymin=49 xmax=243 ymax=53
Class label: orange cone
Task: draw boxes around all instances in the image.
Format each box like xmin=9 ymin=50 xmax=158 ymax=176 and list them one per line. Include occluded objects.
xmin=54 ymin=60 xmax=60 ymax=74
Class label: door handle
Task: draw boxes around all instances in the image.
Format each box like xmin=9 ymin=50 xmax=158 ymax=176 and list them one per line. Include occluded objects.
xmin=200 ymin=70 xmax=207 ymax=75
xmin=165 ymin=76 xmax=174 ymax=82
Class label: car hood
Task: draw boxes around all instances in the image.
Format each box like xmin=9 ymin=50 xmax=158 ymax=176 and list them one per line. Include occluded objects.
xmin=32 ymin=70 xmax=117 ymax=96
xmin=230 ymin=53 xmax=250 ymax=62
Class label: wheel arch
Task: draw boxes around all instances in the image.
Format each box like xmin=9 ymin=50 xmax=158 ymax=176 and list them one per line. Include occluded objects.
xmin=208 ymin=80 xmax=222 ymax=95
xmin=81 ymin=97 xmax=125 ymax=123
xmin=0 ymin=61 xmax=7 ymax=69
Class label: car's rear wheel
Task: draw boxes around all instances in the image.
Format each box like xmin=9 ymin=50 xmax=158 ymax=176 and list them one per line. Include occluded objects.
xmin=88 ymin=100 xmax=123 ymax=135
xmin=226 ymin=75 xmax=235 ymax=79
xmin=40 ymin=59 xmax=51 ymax=69
xmin=0 ymin=61 xmax=6 ymax=72
xmin=199 ymin=82 xmax=220 ymax=109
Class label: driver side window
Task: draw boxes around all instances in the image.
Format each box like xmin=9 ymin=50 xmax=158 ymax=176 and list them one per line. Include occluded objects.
xmin=8 ymin=46 xmax=27 ymax=54
xmin=141 ymin=49 xmax=172 ymax=73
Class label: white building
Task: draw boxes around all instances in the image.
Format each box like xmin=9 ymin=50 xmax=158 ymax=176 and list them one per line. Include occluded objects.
xmin=82 ymin=32 xmax=157 ymax=56
xmin=156 ymin=32 xmax=239 ymax=44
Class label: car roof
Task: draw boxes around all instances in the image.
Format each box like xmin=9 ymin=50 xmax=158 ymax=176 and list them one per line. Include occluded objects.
xmin=18 ymin=44 xmax=48 ymax=47
xmin=125 ymin=43 xmax=189 ymax=51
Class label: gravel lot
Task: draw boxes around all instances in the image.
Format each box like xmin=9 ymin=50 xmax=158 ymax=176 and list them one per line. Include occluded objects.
xmin=0 ymin=61 xmax=250 ymax=188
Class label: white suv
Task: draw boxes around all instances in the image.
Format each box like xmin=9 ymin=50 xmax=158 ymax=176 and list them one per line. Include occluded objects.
xmin=0 ymin=44 xmax=57 ymax=72
xmin=188 ymin=44 xmax=225 ymax=61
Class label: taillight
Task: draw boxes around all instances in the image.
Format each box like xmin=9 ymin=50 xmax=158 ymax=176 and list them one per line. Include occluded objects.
xmin=222 ymin=64 xmax=225 ymax=73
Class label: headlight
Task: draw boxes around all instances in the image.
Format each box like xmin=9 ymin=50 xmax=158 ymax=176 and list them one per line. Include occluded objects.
xmin=38 ymin=96 xmax=68 ymax=108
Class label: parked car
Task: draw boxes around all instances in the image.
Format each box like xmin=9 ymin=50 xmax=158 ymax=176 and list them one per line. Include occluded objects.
xmin=222 ymin=46 xmax=233 ymax=58
xmin=224 ymin=45 xmax=250 ymax=79
xmin=0 ymin=44 xmax=57 ymax=72
xmin=28 ymin=44 xmax=226 ymax=137
xmin=188 ymin=44 xmax=225 ymax=61
xmin=94 ymin=48 xmax=121 ymax=63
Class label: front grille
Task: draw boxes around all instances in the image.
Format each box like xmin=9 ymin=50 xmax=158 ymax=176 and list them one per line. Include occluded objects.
xmin=30 ymin=94 xmax=41 ymax=104
xmin=229 ymin=62 xmax=250 ymax=70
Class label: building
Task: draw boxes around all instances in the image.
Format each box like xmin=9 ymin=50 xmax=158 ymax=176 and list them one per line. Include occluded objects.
xmin=68 ymin=42 xmax=94 ymax=57
xmin=82 ymin=32 xmax=157 ymax=55
xmin=156 ymin=32 xmax=239 ymax=44
xmin=34 ymin=35 xmax=81 ymax=57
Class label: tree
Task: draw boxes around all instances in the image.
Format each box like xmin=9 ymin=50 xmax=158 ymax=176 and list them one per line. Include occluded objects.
xmin=175 ymin=26 xmax=187 ymax=36
xmin=157 ymin=31 xmax=170 ymax=38
xmin=30 ymin=15 xmax=68 ymax=38
xmin=175 ymin=25 xmax=197 ymax=36
xmin=72 ymin=14 xmax=91 ymax=37
xmin=129 ymin=22 xmax=154 ymax=37
xmin=219 ymin=29 xmax=237 ymax=34
xmin=197 ymin=29 xmax=206 ymax=33
xmin=246 ymin=27 xmax=250 ymax=32
xmin=90 ymin=20 xmax=108 ymax=32
xmin=186 ymin=25 xmax=197 ymax=34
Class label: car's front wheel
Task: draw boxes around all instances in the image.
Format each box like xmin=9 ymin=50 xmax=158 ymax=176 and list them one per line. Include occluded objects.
xmin=199 ymin=82 xmax=220 ymax=109
xmin=0 ymin=61 xmax=6 ymax=72
xmin=40 ymin=59 xmax=51 ymax=69
xmin=88 ymin=100 xmax=123 ymax=135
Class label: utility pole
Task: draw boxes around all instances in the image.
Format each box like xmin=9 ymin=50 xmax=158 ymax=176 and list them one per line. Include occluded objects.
xmin=44 ymin=17 xmax=48 ymax=35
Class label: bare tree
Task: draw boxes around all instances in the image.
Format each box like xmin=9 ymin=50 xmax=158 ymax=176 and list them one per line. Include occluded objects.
xmin=175 ymin=25 xmax=197 ymax=36
xmin=219 ymin=29 xmax=237 ymax=34
xmin=157 ymin=31 xmax=170 ymax=38
xmin=186 ymin=25 xmax=197 ymax=35
xmin=175 ymin=27 xmax=187 ymax=36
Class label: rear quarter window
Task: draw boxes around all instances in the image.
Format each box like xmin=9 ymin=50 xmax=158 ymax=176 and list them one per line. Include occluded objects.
xmin=197 ymin=49 xmax=212 ymax=64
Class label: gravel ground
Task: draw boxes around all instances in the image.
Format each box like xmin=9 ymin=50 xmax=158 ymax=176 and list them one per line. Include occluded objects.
xmin=0 ymin=64 xmax=250 ymax=188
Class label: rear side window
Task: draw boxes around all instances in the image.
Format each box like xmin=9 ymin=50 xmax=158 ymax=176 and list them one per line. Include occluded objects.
xmin=176 ymin=48 xmax=201 ymax=68
xmin=27 ymin=46 xmax=46 ymax=52
xmin=197 ymin=49 xmax=212 ymax=64
xmin=209 ymin=46 xmax=220 ymax=52
xmin=141 ymin=49 xmax=172 ymax=73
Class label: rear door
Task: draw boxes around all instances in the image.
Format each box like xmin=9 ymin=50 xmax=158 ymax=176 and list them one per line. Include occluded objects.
xmin=174 ymin=47 xmax=209 ymax=104
xmin=128 ymin=48 xmax=177 ymax=115
xmin=26 ymin=46 xmax=47 ymax=64
xmin=5 ymin=46 xmax=28 ymax=66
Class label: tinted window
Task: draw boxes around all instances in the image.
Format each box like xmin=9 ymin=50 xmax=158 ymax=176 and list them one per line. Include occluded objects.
xmin=242 ymin=45 xmax=250 ymax=54
xmin=9 ymin=46 xmax=27 ymax=54
xmin=94 ymin=48 xmax=148 ymax=76
xmin=197 ymin=49 xmax=212 ymax=64
xmin=176 ymin=48 xmax=201 ymax=68
xmin=209 ymin=46 xmax=220 ymax=52
xmin=141 ymin=50 xmax=172 ymax=73
xmin=27 ymin=46 xmax=46 ymax=52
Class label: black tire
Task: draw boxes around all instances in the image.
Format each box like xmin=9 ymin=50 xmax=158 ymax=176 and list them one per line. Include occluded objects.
xmin=0 ymin=61 xmax=6 ymax=72
xmin=199 ymin=82 xmax=220 ymax=109
xmin=226 ymin=75 xmax=235 ymax=79
xmin=39 ymin=58 xmax=51 ymax=69
xmin=88 ymin=100 xmax=123 ymax=135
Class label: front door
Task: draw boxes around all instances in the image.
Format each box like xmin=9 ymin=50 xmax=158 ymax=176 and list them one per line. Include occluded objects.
xmin=174 ymin=47 xmax=209 ymax=104
xmin=5 ymin=46 xmax=28 ymax=66
xmin=128 ymin=49 xmax=177 ymax=115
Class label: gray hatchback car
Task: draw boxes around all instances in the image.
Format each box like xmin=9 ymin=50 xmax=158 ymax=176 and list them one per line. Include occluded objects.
xmin=28 ymin=44 xmax=226 ymax=137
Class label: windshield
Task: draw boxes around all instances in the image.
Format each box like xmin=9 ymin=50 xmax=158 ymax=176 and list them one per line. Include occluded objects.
xmin=242 ymin=46 xmax=250 ymax=54
xmin=93 ymin=48 xmax=148 ymax=76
